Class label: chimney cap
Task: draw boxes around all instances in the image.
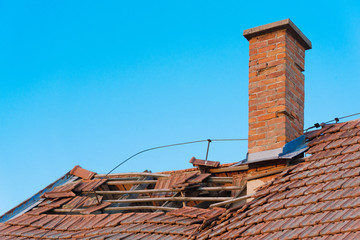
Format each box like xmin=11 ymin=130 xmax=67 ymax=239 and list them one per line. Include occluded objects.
xmin=243 ymin=19 xmax=312 ymax=50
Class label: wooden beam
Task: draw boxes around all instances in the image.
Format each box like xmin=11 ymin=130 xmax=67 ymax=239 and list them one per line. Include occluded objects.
xmin=209 ymin=194 xmax=254 ymax=208
xmin=105 ymin=177 xmax=232 ymax=185
xmin=104 ymin=206 xmax=177 ymax=212
xmin=53 ymin=208 xmax=83 ymax=213
xmin=90 ymin=186 xmax=245 ymax=195
xmin=246 ymin=168 xmax=286 ymax=181
xmin=107 ymin=180 xmax=158 ymax=185
xmin=209 ymin=165 xmax=248 ymax=173
xmin=105 ymin=196 xmax=231 ymax=203
xmin=206 ymin=177 xmax=232 ymax=183
xmin=95 ymin=172 xmax=170 ymax=178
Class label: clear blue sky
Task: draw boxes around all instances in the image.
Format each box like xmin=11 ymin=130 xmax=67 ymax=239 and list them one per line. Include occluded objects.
xmin=1 ymin=1 xmax=359 ymax=214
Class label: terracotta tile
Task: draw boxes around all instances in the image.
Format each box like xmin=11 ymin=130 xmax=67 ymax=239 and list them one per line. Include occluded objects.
xmin=323 ymin=179 xmax=348 ymax=191
xmin=69 ymin=165 xmax=96 ymax=180
xmin=328 ymin=220 xmax=350 ymax=234
xmin=343 ymin=188 xmax=360 ymax=199
xmin=284 ymin=195 xmax=307 ymax=208
xmin=170 ymin=224 xmax=200 ymax=235
xmin=80 ymin=214 xmax=109 ymax=230
xmin=305 ymin=182 xmax=329 ymax=194
xmin=298 ymin=225 xmax=325 ymax=238
xmin=308 ymin=159 xmax=329 ymax=170
xmin=0 ymin=225 xmax=26 ymax=235
xmin=302 ymin=193 xmax=323 ymax=205
xmin=342 ymin=152 xmax=360 ymax=162
xmin=341 ymin=136 xmax=360 ymax=146
xmin=126 ymin=222 xmax=154 ymax=233
xmin=341 ymin=159 xmax=360 ymax=170
xmin=326 ymin=170 xmax=348 ymax=182
xmin=262 ymin=211 xmax=280 ymax=222
xmin=341 ymin=168 xmax=360 ymax=179
xmin=342 ymin=144 xmax=360 ymax=155
xmin=321 ymin=131 xmax=344 ymax=143
xmin=342 ymin=121 xmax=360 ymax=131
xmin=22 ymin=228 xmax=51 ymax=238
xmin=340 ymin=129 xmax=360 ymax=139
xmin=93 ymin=213 xmax=131 ymax=228
xmin=51 ymin=181 xmax=80 ymax=193
xmin=79 ymin=179 xmax=107 ymax=192
xmin=41 ymin=191 xmax=76 ymax=198
xmin=283 ymin=227 xmax=306 ymax=239
xmin=306 ymin=212 xmax=329 ymax=226
xmin=341 ymin=208 xmax=360 ymax=221
xmin=67 ymin=215 xmax=96 ymax=231
xmin=321 ymin=190 xmax=341 ymax=201
xmin=341 ymin=219 xmax=360 ymax=232
xmin=268 ymin=191 xmax=288 ymax=203
xmin=288 ymin=178 xmax=307 ymax=188
xmin=259 ymin=220 xmax=279 ymax=233
xmin=323 ymin=122 xmax=348 ymax=134
xmin=325 ymin=139 xmax=347 ymax=150
xmin=55 ymin=215 xmax=83 ymax=231
xmin=303 ymin=202 xmax=327 ymax=214
xmin=307 ymin=151 xmax=328 ymax=161
xmin=343 ymin=231 xmax=360 ymax=240
xmin=80 ymin=201 xmax=111 ymax=214
xmin=104 ymin=233 xmax=132 ymax=240
xmin=306 ymin=128 xmax=328 ymax=143
xmin=326 ymin=199 xmax=349 ymax=211
xmin=227 ymin=217 xmax=246 ymax=229
xmin=111 ymin=223 xmax=137 ymax=233
xmin=308 ymin=142 xmax=330 ymax=154
xmin=342 ymin=177 xmax=360 ymax=189
xmin=63 ymin=196 xmax=88 ymax=209
xmin=325 ymin=233 xmax=350 ymax=240
xmin=326 ymin=147 xmax=348 ymax=158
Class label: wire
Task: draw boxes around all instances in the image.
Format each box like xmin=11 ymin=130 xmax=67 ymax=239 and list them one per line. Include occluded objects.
xmin=304 ymin=112 xmax=360 ymax=131
xmin=105 ymin=138 xmax=248 ymax=176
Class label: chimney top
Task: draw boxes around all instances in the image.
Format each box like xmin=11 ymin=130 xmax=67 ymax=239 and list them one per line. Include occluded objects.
xmin=243 ymin=19 xmax=312 ymax=50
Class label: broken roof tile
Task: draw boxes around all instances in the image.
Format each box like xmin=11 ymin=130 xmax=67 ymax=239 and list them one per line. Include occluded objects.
xmin=189 ymin=157 xmax=220 ymax=168
xmin=70 ymin=165 xmax=96 ymax=180
xmin=80 ymin=202 xmax=111 ymax=215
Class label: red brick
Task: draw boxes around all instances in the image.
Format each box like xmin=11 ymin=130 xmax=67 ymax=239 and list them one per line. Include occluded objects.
xmin=249 ymin=41 xmax=267 ymax=50
xmin=246 ymin=24 xmax=308 ymax=155
xmin=258 ymin=44 xmax=276 ymax=53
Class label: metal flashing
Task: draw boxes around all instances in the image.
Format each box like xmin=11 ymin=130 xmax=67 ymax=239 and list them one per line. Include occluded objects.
xmin=246 ymin=135 xmax=308 ymax=163
xmin=247 ymin=147 xmax=283 ymax=163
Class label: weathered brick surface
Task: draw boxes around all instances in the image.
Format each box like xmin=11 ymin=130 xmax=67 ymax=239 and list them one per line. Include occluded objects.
xmin=247 ymin=28 xmax=309 ymax=154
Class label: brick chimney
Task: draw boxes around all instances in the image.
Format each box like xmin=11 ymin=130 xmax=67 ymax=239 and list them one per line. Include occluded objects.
xmin=243 ymin=19 xmax=311 ymax=157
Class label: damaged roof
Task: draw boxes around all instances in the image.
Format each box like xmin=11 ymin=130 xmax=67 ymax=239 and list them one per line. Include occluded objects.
xmin=199 ymin=119 xmax=360 ymax=239
xmin=1 ymin=119 xmax=360 ymax=239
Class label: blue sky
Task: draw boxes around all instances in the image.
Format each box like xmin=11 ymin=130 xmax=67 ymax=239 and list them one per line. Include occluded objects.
xmin=1 ymin=1 xmax=359 ymax=214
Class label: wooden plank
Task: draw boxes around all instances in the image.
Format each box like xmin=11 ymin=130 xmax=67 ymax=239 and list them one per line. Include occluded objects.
xmin=209 ymin=165 xmax=248 ymax=173
xmin=106 ymin=177 xmax=232 ymax=184
xmin=104 ymin=206 xmax=177 ymax=212
xmin=209 ymin=194 xmax=254 ymax=208
xmin=91 ymin=186 xmax=245 ymax=195
xmin=206 ymin=177 xmax=232 ymax=183
xmin=95 ymin=172 xmax=170 ymax=178
xmin=52 ymin=208 xmax=83 ymax=213
xmin=107 ymin=180 xmax=158 ymax=185
xmin=105 ymin=196 xmax=232 ymax=203
xmin=246 ymin=168 xmax=286 ymax=181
